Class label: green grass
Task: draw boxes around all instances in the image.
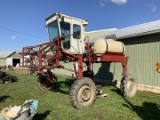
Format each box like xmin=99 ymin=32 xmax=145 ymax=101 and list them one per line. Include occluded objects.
xmin=0 ymin=70 xmax=160 ymax=120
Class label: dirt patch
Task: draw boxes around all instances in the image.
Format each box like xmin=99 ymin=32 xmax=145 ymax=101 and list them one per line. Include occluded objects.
xmin=13 ymin=67 xmax=30 ymax=74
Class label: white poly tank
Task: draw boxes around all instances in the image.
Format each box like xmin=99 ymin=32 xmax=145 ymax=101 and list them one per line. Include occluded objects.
xmin=93 ymin=38 xmax=125 ymax=56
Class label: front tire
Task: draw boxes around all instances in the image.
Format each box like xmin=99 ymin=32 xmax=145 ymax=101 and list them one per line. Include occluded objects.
xmin=120 ymin=74 xmax=137 ymax=97
xmin=69 ymin=77 xmax=96 ymax=109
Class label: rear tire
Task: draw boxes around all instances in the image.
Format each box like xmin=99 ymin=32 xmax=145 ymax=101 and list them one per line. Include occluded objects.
xmin=69 ymin=77 xmax=96 ymax=109
xmin=28 ymin=69 xmax=34 ymax=75
xmin=120 ymin=74 xmax=137 ymax=97
xmin=8 ymin=76 xmax=13 ymax=83
xmin=0 ymin=79 xmax=4 ymax=84
xmin=37 ymin=72 xmax=57 ymax=90
xmin=12 ymin=76 xmax=17 ymax=82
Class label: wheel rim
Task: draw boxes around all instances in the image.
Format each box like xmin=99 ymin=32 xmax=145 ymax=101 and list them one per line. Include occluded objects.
xmin=126 ymin=80 xmax=133 ymax=92
xmin=78 ymin=85 xmax=91 ymax=103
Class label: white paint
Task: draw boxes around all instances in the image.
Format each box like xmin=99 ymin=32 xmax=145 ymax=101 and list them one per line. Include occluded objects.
xmin=75 ymin=62 xmax=78 ymax=72
xmin=6 ymin=58 xmax=13 ymax=66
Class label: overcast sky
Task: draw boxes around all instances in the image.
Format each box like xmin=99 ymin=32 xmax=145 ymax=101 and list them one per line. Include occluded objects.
xmin=0 ymin=0 xmax=160 ymax=51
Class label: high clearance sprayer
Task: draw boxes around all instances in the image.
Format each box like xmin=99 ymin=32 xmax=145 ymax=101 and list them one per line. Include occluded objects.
xmin=22 ymin=13 xmax=137 ymax=109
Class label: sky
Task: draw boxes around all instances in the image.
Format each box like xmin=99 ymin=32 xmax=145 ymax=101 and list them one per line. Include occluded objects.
xmin=0 ymin=0 xmax=160 ymax=51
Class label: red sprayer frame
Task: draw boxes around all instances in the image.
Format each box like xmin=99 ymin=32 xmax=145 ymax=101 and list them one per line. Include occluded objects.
xmin=22 ymin=36 xmax=128 ymax=78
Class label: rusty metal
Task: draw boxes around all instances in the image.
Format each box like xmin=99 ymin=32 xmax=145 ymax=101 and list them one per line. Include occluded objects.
xmin=22 ymin=35 xmax=128 ymax=77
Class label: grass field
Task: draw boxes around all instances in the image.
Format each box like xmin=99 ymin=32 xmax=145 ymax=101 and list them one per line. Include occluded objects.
xmin=0 ymin=70 xmax=160 ymax=120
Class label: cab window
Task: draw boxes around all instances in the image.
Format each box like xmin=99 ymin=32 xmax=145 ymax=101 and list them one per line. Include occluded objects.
xmin=73 ymin=24 xmax=81 ymax=39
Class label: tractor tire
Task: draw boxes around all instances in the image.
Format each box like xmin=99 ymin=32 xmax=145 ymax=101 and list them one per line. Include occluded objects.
xmin=37 ymin=79 xmax=46 ymax=91
xmin=0 ymin=71 xmax=5 ymax=78
xmin=83 ymin=70 xmax=94 ymax=79
xmin=37 ymin=72 xmax=57 ymax=90
xmin=8 ymin=76 xmax=13 ymax=83
xmin=69 ymin=77 xmax=96 ymax=109
xmin=120 ymin=74 xmax=137 ymax=97
xmin=28 ymin=69 xmax=34 ymax=75
xmin=0 ymin=79 xmax=4 ymax=84
xmin=12 ymin=76 xmax=18 ymax=82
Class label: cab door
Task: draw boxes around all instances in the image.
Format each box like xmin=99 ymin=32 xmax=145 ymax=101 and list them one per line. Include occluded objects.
xmin=61 ymin=18 xmax=85 ymax=54
xmin=70 ymin=19 xmax=84 ymax=54
xmin=60 ymin=21 xmax=71 ymax=49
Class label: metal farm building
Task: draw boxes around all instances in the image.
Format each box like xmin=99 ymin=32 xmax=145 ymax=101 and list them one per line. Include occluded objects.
xmin=0 ymin=51 xmax=21 ymax=67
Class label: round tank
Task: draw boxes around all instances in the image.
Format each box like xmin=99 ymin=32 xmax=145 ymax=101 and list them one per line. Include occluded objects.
xmin=93 ymin=38 xmax=125 ymax=56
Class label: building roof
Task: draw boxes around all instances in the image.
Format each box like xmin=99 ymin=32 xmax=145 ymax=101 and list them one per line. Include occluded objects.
xmin=90 ymin=20 xmax=160 ymax=42
xmin=86 ymin=28 xmax=117 ymax=34
xmin=109 ymin=20 xmax=160 ymax=40
xmin=16 ymin=50 xmax=22 ymax=54
xmin=0 ymin=51 xmax=15 ymax=58
xmin=86 ymin=28 xmax=117 ymax=41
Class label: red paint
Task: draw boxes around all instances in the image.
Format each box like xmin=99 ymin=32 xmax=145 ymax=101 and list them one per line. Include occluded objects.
xmin=22 ymin=48 xmax=24 ymax=66
xmin=22 ymin=36 xmax=128 ymax=79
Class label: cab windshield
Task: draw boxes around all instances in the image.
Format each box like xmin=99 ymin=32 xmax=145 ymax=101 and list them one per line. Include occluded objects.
xmin=47 ymin=19 xmax=59 ymax=40
xmin=47 ymin=19 xmax=71 ymax=49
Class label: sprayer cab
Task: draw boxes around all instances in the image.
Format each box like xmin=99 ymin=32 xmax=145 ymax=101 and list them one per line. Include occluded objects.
xmin=45 ymin=13 xmax=88 ymax=54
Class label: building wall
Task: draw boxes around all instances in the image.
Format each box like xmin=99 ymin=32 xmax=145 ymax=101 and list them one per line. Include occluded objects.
xmin=116 ymin=34 xmax=160 ymax=87
xmin=8 ymin=52 xmax=21 ymax=58
xmin=6 ymin=58 xmax=13 ymax=66
xmin=0 ymin=59 xmax=6 ymax=66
